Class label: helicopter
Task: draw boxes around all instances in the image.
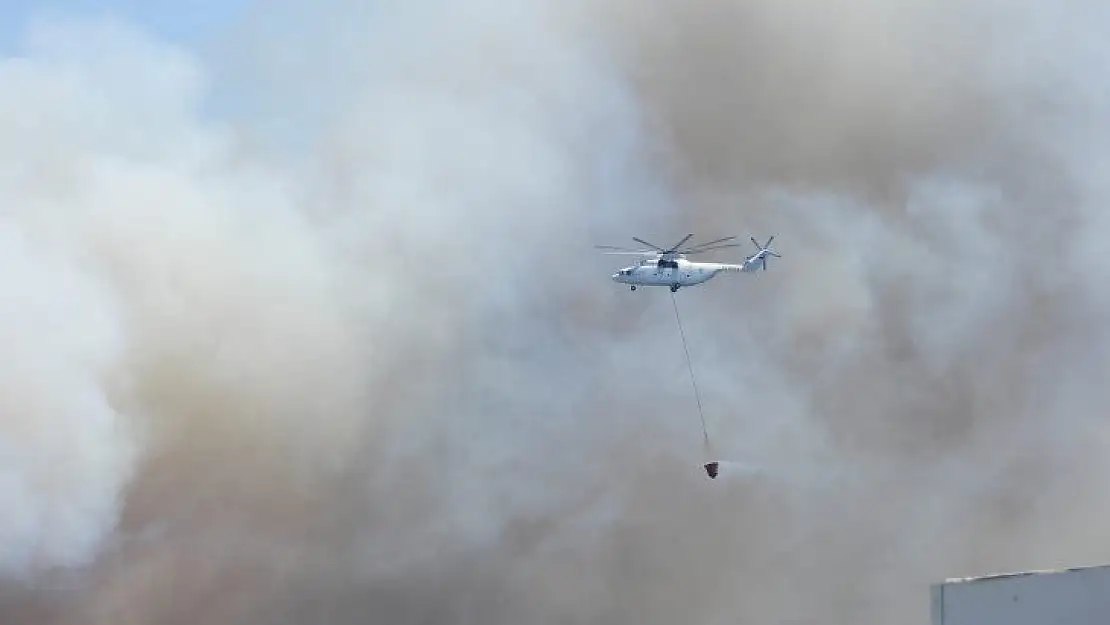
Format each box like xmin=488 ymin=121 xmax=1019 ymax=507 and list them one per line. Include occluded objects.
xmin=596 ymin=233 xmax=779 ymax=292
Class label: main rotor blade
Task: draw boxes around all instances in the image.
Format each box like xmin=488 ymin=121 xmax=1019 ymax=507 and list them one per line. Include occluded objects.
xmin=686 ymin=235 xmax=738 ymax=250
xmin=681 ymin=243 xmax=743 ymax=254
xmin=632 ymin=237 xmax=665 ymax=251
xmin=764 ymin=235 xmax=775 ymax=248
xmin=667 ymin=233 xmax=694 ymax=252
xmin=751 ymin=236 xmax=761 ymax=249
xmin=595 ymin=245 xmax=646 ymax=252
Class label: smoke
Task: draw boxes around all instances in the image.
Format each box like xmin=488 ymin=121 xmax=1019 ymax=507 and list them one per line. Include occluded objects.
xmin=2 ymin=0 xmax=1110 ymax=623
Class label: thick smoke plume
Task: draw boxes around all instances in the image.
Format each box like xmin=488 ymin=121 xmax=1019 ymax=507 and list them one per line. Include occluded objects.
xmin=3 ymin=1 xmax=1110 ymax=623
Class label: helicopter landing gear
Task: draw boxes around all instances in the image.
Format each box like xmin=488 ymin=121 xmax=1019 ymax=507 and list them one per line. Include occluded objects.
xmin=670 ymin=284 xmax=679 ymax=293
xmin=630 ymin=285 xmax=636 ymax=291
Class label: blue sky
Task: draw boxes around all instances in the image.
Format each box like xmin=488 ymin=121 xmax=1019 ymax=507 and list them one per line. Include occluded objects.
xmin=1 ymin=0 xmax=252 ymax=53
xmin=0 ymin=0 xmax=297 ymax=140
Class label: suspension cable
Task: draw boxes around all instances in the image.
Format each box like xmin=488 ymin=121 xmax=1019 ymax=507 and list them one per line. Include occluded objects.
xmin=670 ymin=291 xmax=709 ymax=452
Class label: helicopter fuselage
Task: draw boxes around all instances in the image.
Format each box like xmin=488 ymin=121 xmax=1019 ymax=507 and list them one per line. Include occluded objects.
xmin=611 ymin=257 xmax=755 ymax=292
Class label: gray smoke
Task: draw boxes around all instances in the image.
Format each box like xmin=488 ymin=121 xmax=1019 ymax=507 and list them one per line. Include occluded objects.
xmin=3 ymin=1 xmax=1110 ymax=623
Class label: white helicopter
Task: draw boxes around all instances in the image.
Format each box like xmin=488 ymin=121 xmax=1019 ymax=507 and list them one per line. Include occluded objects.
xmin=596 ymin=233 xmax=779 ymax=292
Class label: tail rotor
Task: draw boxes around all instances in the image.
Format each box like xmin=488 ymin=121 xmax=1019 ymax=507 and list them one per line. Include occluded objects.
xmin=748 ymin=236 xmax=780 ymax=271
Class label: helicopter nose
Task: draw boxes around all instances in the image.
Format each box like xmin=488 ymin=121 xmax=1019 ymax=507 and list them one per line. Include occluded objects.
xmin=611 ymin=272 xmax=620 ymax=281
